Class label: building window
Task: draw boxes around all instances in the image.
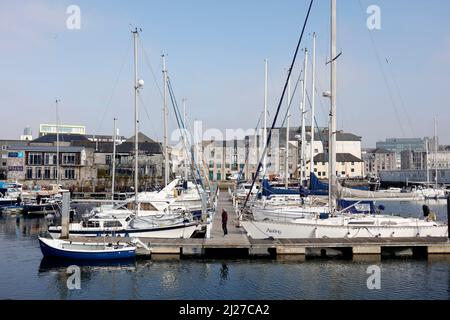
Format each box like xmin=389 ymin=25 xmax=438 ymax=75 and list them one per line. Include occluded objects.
xmin=36 ymin=167 xmax=42 ymax=179
xmin=44 ymin=153 xmax=56 ymax=165
xmin=225 ymin=163 xmax=230 ymax=168
xmin=52 ymin=167 xmax=58 ymax=179
xmin=318 ymin=172 xmax=321 ymax=177
xmin=62 ymin=153 xmax=76 ymax=165
xmin=106 ymin=155 xmax=112 ymax=165
xmin=351 ymin=162 xmax=355 ymax=165
xmin=209 ymin=161 xmax=214 ymax=168
xmin=26 ymin=168 xmax=33 ymax=179
xmin=44 ymin=167 xmax=51 ymax=179
xmin=64 ymin=168 xmax=75 ymax=180
xmin=322 ymin=172 xmax=326 ymax=176
xmin=351 ymin=168 xmax=355 ymax=173
xmin=28 ymin=153 xmax=42 ymax=165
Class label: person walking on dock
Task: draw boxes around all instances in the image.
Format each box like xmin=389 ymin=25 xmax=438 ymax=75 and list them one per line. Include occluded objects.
xmin=222 ymin=209 xmax=228 ymax=236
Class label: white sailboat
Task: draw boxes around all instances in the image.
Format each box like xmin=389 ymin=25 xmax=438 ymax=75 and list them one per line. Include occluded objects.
xmin=50 ymin=29 xmax=199 ymax=239
xmin=241 ymin=0 xmax=448 ymax=239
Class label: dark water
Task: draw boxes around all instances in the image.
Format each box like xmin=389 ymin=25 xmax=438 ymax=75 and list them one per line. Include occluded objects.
xmin=0 ymin=200 xmax=449 ymax=300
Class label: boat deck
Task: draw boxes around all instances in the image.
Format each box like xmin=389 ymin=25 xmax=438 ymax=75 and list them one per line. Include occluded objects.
xmin=69 ymin=190 xmax=450 ymax=259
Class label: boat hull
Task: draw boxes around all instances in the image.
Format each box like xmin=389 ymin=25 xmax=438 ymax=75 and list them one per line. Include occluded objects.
xmin=49 ymin=223 xmax=198 ymax=239
xmin=241 ymin=220 xmax=449 ymax=239
xmin=38 ymin=238 xmax=136 ymax=260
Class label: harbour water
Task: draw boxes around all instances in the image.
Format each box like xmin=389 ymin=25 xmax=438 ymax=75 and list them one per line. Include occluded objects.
xmin=0 ymin=200 xmax=449 ymax=300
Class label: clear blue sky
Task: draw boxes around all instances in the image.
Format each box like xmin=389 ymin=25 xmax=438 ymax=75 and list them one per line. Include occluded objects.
xmin=1 ymin=0 xmax=449 ymax=147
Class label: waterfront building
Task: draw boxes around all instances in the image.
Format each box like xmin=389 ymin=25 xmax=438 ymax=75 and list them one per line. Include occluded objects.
xmin=20 ymin=126 xmax=33 ymax=141
xmin=198 ymin=127 xmax=363 ymax=181
xmin=362 ymin=148 xmax=398 ymax=176
xmin=5 ymin=145 xmax=96 ymax=188
xmin=309 ymin=153 xmax=364 ymax=179
xmin=39 ymin=124 xmax=86 ymax=136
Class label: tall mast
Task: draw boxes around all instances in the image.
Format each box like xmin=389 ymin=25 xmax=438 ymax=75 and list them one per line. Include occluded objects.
xmin=182 ymin=98 xmax=188 ymax=181
xmin=329 ymin=0 xmax=337 ymax=213
xmin=425 ymin=137 xmax=429 ymax=187
xmin=300 ymin=49 xmax=308 ymax=185
xmin=162 ymin=54 xmax=169 ymax=186
xmin=285 ymin=69 xmax=291 ymax=188
xmin=310 ymin=33 xmax=316 ymax=181
xmin=434 ymin=116 xmax=438 ymax=188
xmin=111 ymin=117 xmax=117 ymax=203
xmin=132 ymin=28 xmax=140 ymax=215
xmin=263 ymin=59 xmax=268 ymax=176
xmin=55 ymin=99 xmax=60 ymax=189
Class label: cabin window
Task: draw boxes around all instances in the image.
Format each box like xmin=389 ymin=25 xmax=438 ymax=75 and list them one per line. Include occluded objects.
xmin=103 ymin=221 xmax=122 ymax=228
xmin=83 ymin=221 xmax=100 ymax=228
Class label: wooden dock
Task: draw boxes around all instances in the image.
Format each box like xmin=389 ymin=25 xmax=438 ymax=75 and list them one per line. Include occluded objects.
xmin=70 ymin=190 xmax=450 ymax=259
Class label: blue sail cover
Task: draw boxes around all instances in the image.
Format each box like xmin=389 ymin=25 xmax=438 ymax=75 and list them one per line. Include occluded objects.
xmin=309 ymin=173 xmax=329 ymax=195
xmin=262 ymin=179 xmax=309 ymax=197
xmin=309 ymin=173 xmax=369 ymax=195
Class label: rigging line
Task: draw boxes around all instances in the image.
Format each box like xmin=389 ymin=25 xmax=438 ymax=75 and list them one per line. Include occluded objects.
xmin=167 ymin=77 xmax=204 ymax=188
xmin=138 ymin=37 xmax=164 ymax=101
xmin=242 ymin=0 xmax=315 ymax=210
xmin=280 ymin=70 xmax=304 ymax=128
xmin=95 ymin=41 xmax=132 ymax=136
xmin=357 ymin=0 xmax=406 ymax=137
xmin=237 ymin=111 xmax=264 ymax=183
xmin=384 ymin=57 xmax=416 ymax=137
xmin=137 ymin=92 xmax=165 ymax=157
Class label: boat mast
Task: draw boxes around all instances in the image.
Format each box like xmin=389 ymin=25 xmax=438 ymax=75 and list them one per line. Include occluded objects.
xmin=300 ymin=49 xmax=308 ymax=186
xmin=425 ymin=137 xmax=429 ymax=187
xmin=263 ymin=59 xmax=268 ymax=177
xmin=285 ymin=70 xmax=291 ymax=188
xmin=434 ymin=116 xmax=438 ymax=189
xmin=112 ymin=117 xmax=117 ymax=203
xmin=132 ymin=28 xmax=140 ymax=216
xmin=162 ymin=54 xmax=169 ymax=187
xmin=309 ymin=33 xmax=316 ymax=182
xmin=329 ymin=0 xmax=337 ymax=213
xmin=182 ymin=98 xmax=188 ymax=181
xmin=55 ymin=99 xmax=60 ymax=189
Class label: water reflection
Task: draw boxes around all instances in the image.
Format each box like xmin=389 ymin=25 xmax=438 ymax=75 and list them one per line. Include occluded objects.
xmin=220 ymin=263 xmax=229 ymax=284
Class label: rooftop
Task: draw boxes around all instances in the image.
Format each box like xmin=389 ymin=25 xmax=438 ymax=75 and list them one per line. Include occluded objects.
xmin=313 ymin=153 xmax=363 ymax=163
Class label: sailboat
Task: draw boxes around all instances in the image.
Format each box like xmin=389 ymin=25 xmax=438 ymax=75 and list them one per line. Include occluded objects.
xmin=414 ymin=118 xmax=448 ymax=200
xmin=241 ymin=0 xmax=448 ymax=239
xmin=49 ymin=29 xmax=199 ymax=239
